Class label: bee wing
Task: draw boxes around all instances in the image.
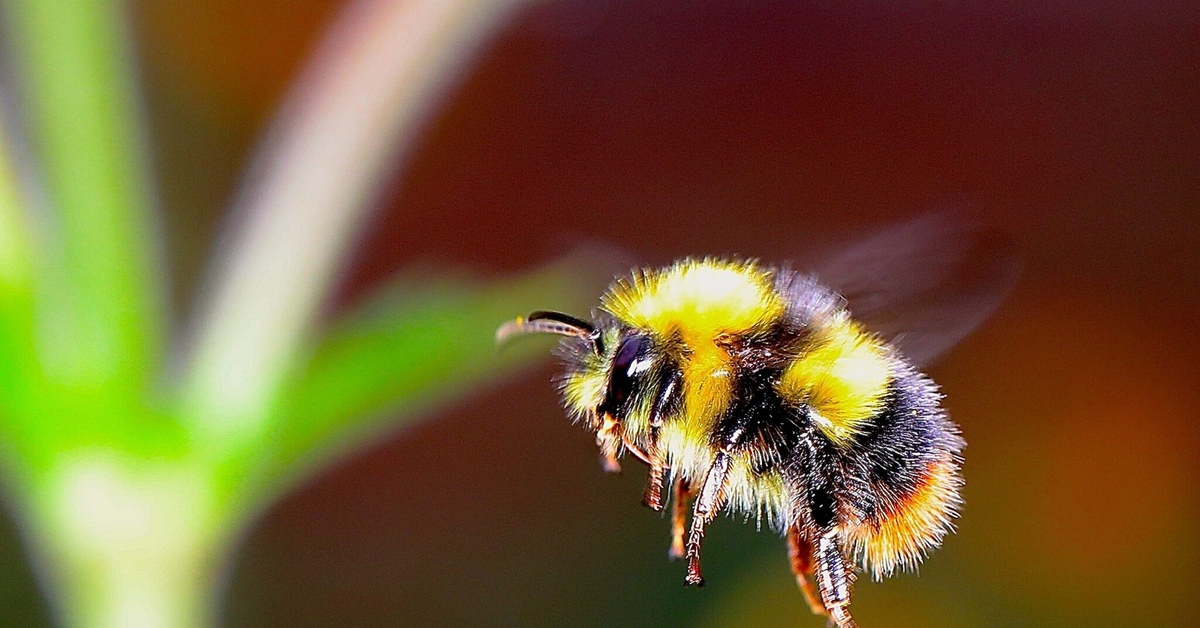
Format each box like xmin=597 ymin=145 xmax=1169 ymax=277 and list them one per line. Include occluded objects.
xmin=816 ymin=212 xmax=1020 ymax=367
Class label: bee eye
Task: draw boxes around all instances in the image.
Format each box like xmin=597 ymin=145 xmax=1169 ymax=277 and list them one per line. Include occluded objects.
xmin=603 ymin=335 xmax=654 ymax=416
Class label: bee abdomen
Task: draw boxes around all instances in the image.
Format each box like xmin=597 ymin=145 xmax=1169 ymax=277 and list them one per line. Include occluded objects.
xmin=852 ymin=366 xmax=962 ymax=512
xmin=842 ymin=365 xmax=965 ymax=578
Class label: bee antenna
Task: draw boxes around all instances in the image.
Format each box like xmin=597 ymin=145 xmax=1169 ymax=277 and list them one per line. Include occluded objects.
xmin=496 ymin=310 xmax=604 ymax=353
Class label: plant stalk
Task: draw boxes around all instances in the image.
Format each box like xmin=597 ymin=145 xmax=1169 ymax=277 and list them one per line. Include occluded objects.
xmin=32 ymin=454 xmax=226 ymax=628
xmin=180 ymin=0 xmax=526 ymax=443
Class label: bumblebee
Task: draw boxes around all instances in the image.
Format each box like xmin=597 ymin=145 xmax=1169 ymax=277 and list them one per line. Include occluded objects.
xmin=498 ymin=215 xmax=1016 ymax=627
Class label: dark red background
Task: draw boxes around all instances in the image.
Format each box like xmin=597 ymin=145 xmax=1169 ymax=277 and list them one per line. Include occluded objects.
xmin=2 ymin=1 xmax=1198 ymax=626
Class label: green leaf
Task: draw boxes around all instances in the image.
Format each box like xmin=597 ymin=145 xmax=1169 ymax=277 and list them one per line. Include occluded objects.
xmin=250 ymin=257 xmax=607 ymax=501
xmin=4 ymin=0 xmax=163 ymax=398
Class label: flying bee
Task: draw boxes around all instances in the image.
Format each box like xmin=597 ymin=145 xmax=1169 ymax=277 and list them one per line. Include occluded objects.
xmin=497 ymin=214 xmax=1017 ymax=627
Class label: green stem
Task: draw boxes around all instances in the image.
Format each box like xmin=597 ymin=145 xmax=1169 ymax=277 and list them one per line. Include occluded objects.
xmin=32 ymin=454 xmax=225 ymax=628
xmin=4 ymin=0 xmax=163 ymax=397
xmin=0 ymin=112 xmax=34 ymax=297
xmin=0 ymin=96 xmax=55 ymax=470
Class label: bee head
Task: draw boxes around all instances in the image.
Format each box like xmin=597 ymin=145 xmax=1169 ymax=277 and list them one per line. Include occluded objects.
xmin=498 ymin=311 xmax=668 ymax=431
xmin=566 ymin=324 xmax=676 ymax=451
xmin=596 ymin=332 xmax=656 ymax=420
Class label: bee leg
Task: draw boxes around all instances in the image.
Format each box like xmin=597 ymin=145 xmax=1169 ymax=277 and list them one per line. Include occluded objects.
xmin=596 ymin=414 xmax=623 ymax=473
xmin=786 ymin=524 xmax=828 ymax=618
xmin=642 ymin=454 xmax=668 ymax=511
xmin=642 ymin=368 xmax=681 ymax=511
xmin=684 ymin=452 xmax=732 ymax=587
xmin=668 ymin=478 xmax=692 ymax=560
xmin=814 ymin=530 xmax=858 ymax=628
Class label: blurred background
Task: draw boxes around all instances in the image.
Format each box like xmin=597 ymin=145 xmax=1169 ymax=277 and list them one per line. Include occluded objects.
xmin=2 ymin=0 xmax=1198 ymax=626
